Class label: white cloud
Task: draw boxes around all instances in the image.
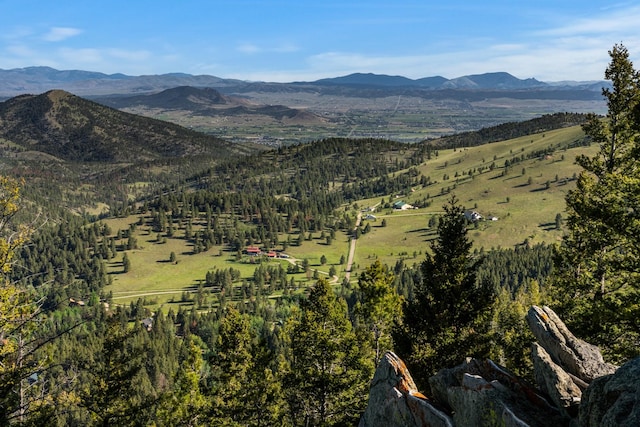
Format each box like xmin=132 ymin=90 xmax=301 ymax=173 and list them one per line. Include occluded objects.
xmin=6 ymin=43 xmax=37 ymax=58
xmin=107 ymin=48 xmax=151 ymax=61
xmin=237 ymin=43 xmax=260 ymax=54
xmin=2 ymin=26 xmax=34 ymax=41
xmin=43 ymin=27 xmax=83 ymax=42
xmin=538 ymin=6 xmax=640 ymax=37
xmin=58 ymin=47 xmax=103 ymax=64
xmin=237 ymin=41 xmax=299 ymax=54
xmin=294 ymin=4 xmax=640 ymax=83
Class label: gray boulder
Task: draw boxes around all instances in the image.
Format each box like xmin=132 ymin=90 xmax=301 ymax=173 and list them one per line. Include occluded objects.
xmin=430 ymin=358 xmax=568 ymax=427
xmin=359 ymin=351 xmax=454 ymax=427
xmin=526 ymin=305 xmax=617 ymax=382
xmin=361 ymin=306 xmax=632 ymax=426
xmin=579 ymin=356 xmax=640 ymax=427
xmin=531 ymin=342 xmax=582 ymax=417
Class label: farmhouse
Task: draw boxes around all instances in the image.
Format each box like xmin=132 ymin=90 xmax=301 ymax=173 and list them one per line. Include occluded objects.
xmin=245 ymin=246 xmax=262 ymax=256
xmin=464 ymin=210 xmax=483 ymax=222
xmin=393 ymin=200 xmax=414 ymax=210
xmin=141 ymin=317 xmax=153 ymax=332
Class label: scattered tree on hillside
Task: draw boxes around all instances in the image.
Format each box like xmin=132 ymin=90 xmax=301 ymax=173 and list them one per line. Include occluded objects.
xmin=122 ymin=253 xmax=131 ymax=273
xmin=551 ymin=44 xmax=640 ymax=362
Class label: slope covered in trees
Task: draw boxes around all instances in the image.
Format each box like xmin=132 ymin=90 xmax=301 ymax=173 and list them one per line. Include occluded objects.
xmin=0 ymin=90 xmax=254 ymax=162
xmin=430 ymin=112 xmax=590 ymax=149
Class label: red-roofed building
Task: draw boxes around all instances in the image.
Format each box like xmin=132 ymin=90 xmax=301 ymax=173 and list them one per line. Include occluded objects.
xmin=245 ymin=246 xmax=262 ymax=256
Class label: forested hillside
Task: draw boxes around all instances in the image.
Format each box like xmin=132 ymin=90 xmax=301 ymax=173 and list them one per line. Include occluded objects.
xmin=0 ymin=45 xmax=638 ymax=426
xmin=431 ymin=112 xmax=590 ymax=148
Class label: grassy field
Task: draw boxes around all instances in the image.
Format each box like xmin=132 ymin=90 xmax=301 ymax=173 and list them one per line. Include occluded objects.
xmin=102 ymin=125 xmax=598 ymax=310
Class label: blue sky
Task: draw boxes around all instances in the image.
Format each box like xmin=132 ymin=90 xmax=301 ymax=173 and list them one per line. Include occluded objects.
xmin=1 ymin=1 xmax=639 ymax=82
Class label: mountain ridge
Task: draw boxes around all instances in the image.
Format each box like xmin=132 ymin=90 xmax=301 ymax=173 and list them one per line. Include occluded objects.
xmin=0 ymin=66 xmax=607 ymax=97
xmin=0 ymin=89 xmax=253 ymax=162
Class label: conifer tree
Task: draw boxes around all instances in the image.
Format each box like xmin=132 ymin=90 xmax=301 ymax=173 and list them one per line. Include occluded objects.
xmin=551 ymin=44 xmax=640 ymax=362
xmin=393 ymin=195 xmax=495 ymax=389
xmin=283 ymin=279 xmax=373 ymax=426
xmin=157 ymin=335 xmax=208 ymax=426
xmin=78 ymin=317 xmax=154 ymax=426
xmin=210 ymin=307 xmax=253 ymax=422
xmin=354 ymin=260 xmax=402 ymax=365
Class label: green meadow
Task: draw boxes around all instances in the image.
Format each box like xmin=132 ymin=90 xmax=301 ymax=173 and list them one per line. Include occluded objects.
xmin=103 ymin=125 xmax=597 ymax=309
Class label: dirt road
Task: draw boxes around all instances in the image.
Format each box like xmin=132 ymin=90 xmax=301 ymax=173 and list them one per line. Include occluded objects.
xmin=344 ymin=211 xmax=362 ymax=281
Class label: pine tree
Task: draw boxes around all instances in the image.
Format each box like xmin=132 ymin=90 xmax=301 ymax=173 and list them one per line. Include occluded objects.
xmin=393 ymin=195 xmax=495 ymax=389
xmin=208 ymin=307 xmax=252 ymax=424
xmin=551 ymin=44 xmax=640 ymax=362
xmin=122 ymin=253 xmax=131 ymax=273
xmin=283 ymin=279 xmax=373 ymax=426
xmin=157 ymin=335 xmax=208 ymax=425
xmin=354 ymin=260 xmax=402 ymax=365
xmin=78 ymin=317 xmax=154 ymax=426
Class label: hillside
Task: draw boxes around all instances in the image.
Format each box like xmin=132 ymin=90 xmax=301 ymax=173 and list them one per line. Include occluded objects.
xmin=69 ymin=117 xmax=594 ymax=309
xmin=96 ymin=86 xmax=324 ymax=125
xmin=97 ymin=86 xmax=244 ymax=110
xmin=430 ymin=112 xmax=591 ymax=148
xmin=0 ymin=90 xmax=264 ymax=218
xmin=0 ymin=90 xmax=255 ymax=162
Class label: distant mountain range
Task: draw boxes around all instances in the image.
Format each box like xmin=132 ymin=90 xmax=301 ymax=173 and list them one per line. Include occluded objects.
xmin=0 ymin=66 xmax=608 ymax=98
xmin=312 ymin=72 xmax=546 ymax=90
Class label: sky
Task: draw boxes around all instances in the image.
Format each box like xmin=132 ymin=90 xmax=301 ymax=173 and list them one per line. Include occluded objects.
xmin=1 ymin=1 xmax=640 ymax=82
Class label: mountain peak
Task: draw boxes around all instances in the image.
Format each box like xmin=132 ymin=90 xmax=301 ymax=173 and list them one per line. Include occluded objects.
xmin=0 ymin=90 xmax=236 ymax=162
xmin=447 ymin=72 xmax=546 ymax=89
xmin=311 ymin=71 xmax=546 ymax=90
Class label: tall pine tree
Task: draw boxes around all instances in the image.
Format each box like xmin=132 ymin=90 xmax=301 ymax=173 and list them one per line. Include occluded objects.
xmin=393 ymin=195 xmax=495 ymax=390
xmin=283 ymin=279 xmax=373 ymax=426
xmin=551 ymin=44 xmax=640 ymax=362
xmin=354 ymin=260 xmax=402 ymax=366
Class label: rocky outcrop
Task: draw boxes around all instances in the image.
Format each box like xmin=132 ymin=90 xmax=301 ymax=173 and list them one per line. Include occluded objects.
xmin=428 ymin=357 xmax=567 ymax=427
xmin=579 ymin=356 xmax=640 ymax=427
xmin=531 ymin=342 xmax=582 ymax=417
xmin=360 ymin=306 xmax=634 ymax=427
xmin=526 ymin=305 xmax=617 ymax=383
xmin=359 ymin=352 xmax=453 ymax=427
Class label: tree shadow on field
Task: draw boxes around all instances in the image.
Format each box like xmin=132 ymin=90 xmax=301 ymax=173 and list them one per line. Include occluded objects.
xmin=539 ymin=222 xmax=556 ymax=231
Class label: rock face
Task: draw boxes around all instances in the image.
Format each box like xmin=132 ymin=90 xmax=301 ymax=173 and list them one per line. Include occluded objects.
xmin=531 ymin=342 xmax=582 ymax=418
xmin=526 ymin=305 xmax=617 ymax=383
xmin=429 ymin=357 xmax=567 ymax=427
xmin=358 ymin=352 xmax=453 ymax=427
xmin=360 ymin=306 xmax=635 ymax=427
xmin=579 ymin=356 xmax=640 ymax=427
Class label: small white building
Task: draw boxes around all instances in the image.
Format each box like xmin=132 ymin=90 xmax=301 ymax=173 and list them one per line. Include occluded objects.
xmin=464 ymin=210 xmax=483 ymax=222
